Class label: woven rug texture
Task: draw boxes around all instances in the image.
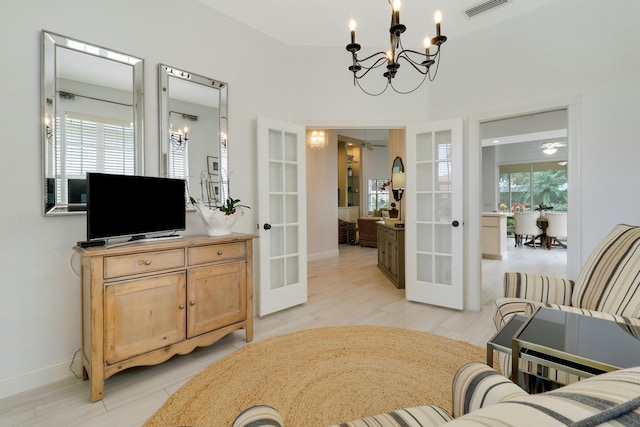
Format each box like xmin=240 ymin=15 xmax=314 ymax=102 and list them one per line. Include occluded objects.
xmin=144 ymin=325 xmax=487 ymax=427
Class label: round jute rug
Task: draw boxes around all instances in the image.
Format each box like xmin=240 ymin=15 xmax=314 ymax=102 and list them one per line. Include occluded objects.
xmin=144 ymin=325 xmax=487 ymax=427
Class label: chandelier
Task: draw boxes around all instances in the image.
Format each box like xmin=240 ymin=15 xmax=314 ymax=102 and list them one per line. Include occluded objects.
xmin=170 ymin=126 xmax=189 ymax=150
xmin=346 ymin=0 xmax=447 ymax=95
xmin=306 ymin=130 xmax=328 ymax=149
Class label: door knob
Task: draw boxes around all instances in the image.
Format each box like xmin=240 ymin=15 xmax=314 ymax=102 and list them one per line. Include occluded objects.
xmin=452 ymin=220 xmax=460 ymax=227
xmin=263 ymin=223 xmax=272 ymax=230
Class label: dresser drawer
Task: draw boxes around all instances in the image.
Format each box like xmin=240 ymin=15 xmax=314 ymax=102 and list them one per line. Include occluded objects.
xmin=387 ymin=228 xmax=397 ymax=242
xmin=188 ymin=242 xmax=247 ymax=266
xmin=104 ymin=249 xmax=185 ymax=279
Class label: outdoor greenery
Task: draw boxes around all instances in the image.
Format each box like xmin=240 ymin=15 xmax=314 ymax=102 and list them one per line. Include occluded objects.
xmin=500 ymin=169 xmax=567 ymax=212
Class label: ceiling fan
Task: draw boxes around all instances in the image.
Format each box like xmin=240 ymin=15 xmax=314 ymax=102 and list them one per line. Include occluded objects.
xmin=540 ymin=141 xmax=566 ymax=154
xmin=353 ymin=141 xmax=387 ymax=151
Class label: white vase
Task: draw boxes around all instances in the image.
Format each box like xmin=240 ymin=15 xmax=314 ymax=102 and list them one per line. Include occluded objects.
xmin=193 ymin=202 xmax=239 ymax=236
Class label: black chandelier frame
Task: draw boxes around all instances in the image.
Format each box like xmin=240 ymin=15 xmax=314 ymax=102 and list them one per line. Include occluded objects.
xmin=346 ymin=0 xmax=447 ymax=96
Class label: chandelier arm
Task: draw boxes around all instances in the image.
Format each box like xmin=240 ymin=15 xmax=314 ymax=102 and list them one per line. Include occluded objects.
xmin=353 ymin=56 xmax=390 ymax=79
xmin=396 ymin=51 xmax=432 ymax=75
xmin=389 ymin=72 xmax=428 ymax=95
xmin=356 ymin=77 xmax=390 ymax=96
xmin=355 ymin=51 xmax=390 ymax=66
xmin=427 ymin=50 xmax=442 ymax=82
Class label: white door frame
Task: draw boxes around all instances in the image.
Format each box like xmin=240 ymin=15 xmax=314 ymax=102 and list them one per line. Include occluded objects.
xmin=467 ymin=97 xmax=582 ymax=310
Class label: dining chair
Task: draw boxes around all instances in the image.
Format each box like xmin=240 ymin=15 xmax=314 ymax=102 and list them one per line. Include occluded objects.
xmin=513 ymin=211 xmax=542 ymax=248
xmin=544 ymin=211 xmax=568 ymax=249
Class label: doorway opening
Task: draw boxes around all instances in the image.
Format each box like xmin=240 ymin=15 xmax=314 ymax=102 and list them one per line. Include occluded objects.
xmin=336 ymin=129 xmax=390 ymax=246
xmin=478 ymin=109 xmax=571 ymax=305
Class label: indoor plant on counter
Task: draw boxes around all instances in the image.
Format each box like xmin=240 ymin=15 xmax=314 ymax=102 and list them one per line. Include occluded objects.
xmin=190 ymin=196 xmax=250 ymax=236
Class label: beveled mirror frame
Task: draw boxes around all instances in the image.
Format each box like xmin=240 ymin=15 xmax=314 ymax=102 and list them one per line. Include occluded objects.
xmin=391 ymin=156 xmax=405 ymax=201
xmin=158 ymin=64 xmax=229 ymax=208
xmin=41 ymin=30 xmax=144 ymax=215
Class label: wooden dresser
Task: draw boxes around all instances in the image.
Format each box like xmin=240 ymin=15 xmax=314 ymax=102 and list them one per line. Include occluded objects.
xmin=377 ymin=222 xmax=405 ymax=289
xmin=73 ymin=234 xmax=256 ymax=402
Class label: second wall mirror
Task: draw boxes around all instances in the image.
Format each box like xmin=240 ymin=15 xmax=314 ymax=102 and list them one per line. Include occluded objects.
xmin=158 ymin=64 xmax=229 ymax=207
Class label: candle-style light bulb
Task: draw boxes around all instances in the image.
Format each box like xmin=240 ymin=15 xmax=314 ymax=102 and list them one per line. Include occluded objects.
xmin=349 ymin=18 xmax=357 ymax=43
xmin=393 ymin=0 xmax=401 ymax=25
xmin=386 ymin=50 xmax=393 ymax=62
xmin=434 ymin=10 xmax=442 ymax=37
xmin=44 ymin=116 xmax=50 ymax=126
xmin=424 ymin=36 xmax=431 ymax=56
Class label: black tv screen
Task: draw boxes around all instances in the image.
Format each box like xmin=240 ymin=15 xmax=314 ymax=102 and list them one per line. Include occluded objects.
xmin=87 ymin=173 xmax=186 ymax=241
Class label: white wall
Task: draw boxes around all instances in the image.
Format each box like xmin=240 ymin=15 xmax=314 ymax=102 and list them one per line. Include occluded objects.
xmin=422 ymin=0 xmax=640 ymax=260
xmin=3 ymin=0 xmax=640 ymax=399
xmin=0 ymin=0 xmax=292 ymax=399
xmin=306 ymin=131 xmax=339 ymax=260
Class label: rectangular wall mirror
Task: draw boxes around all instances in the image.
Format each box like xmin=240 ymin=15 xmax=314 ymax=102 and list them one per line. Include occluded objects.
xmin=158 ymin=64 xmax=228 ymax=208
xmin=41 ymin=30 xmax=144 ymax=215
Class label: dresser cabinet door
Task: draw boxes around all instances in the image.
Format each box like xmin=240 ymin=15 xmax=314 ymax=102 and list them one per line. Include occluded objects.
xmin=187 ymin=260 xmax=247 ymax=338
xmin=104 ymin=272 xmax=186 ymax=363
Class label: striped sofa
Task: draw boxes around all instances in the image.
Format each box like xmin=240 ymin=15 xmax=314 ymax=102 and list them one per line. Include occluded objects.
xmin=233 ymin=362 xmax=640 ymax=426
xmin=494 ymin=224 xmax=640 ymax=384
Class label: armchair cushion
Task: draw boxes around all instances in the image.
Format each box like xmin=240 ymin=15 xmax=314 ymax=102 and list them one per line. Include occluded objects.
xmin=451 ymin=362 xmax=527 ymax=417
xmin=330 ymin=406 xmax=453 ymax=427
xmin=571 ymin=224 xmax=640 ymax=317
xmin=494 ymin=272 xmax=573 ymax=329
xmin=503 ymin=272 xmax=574 ymax=303
xmin=232 ymin=405 xmax=283 ymax=427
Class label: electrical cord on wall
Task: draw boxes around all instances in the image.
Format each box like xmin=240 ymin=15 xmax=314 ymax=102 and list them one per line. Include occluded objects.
xmin=69 ymin=348 xmax=82 ymax=379
xmin=69 ymin=252 xmax=81 ymax=277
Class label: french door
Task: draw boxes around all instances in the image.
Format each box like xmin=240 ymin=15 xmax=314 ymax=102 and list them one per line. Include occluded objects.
xmin=405 ymin=119 xmax=464 ymax=309
xmin=256 ymin=117 xmax=308 ymax=316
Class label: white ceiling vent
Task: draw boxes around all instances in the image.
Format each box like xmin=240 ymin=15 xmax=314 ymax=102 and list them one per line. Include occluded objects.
xmin=464 ymin=0 xmax=511 ymax=18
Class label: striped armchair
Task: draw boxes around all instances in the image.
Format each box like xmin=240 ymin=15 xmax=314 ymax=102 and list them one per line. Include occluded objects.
xmin=494 ymin=224 xmax=640 ymax=384
xmin=233 ymin=363 xmax=640 ymax=426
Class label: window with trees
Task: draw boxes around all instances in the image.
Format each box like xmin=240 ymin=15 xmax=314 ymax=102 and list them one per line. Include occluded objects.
xmin=367 ymin=178 xmax=390 ymax=214
xmin=499 ymin=161 xmax=567 ymax=212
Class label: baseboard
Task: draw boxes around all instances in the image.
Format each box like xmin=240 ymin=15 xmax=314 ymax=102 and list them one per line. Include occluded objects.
xmin=0 ymin=356 xmax=79 ymax=400
xmin=307 ymin=249 xmax=339 ymax=261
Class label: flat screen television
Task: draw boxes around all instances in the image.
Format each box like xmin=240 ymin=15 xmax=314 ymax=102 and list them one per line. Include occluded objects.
xmin=86 ymin=173 xmax=186 ymax=242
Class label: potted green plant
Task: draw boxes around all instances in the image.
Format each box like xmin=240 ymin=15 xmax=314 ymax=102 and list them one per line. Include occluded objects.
xmin=388 ymin=202 xmax=399 ymax=218
xmin=190 ymin=196 xmax=250 ymax=236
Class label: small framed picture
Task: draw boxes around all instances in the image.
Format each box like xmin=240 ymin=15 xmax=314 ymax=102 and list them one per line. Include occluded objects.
xmin=207 ymin=156 xmax=219 ymax=176
xmin=208 ymin=181 xmax=220 ymax=201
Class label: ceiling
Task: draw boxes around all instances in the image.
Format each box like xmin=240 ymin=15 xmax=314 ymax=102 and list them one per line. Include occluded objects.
xmin=195 ymin=0 xmax=560 ymax=48
xmin=192 ymin=0 xmax=560 ymax=146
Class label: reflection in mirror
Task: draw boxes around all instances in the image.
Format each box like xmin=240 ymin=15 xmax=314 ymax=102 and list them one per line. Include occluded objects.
xmin=158 ymin=65 xmax=228 ymax=209
xmin=391 ymin=156 xmax=405 ymax=201
xmin=41 ymin=31 xmax=144 ymax=215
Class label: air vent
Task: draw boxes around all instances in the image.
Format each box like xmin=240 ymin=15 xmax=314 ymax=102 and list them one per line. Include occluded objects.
xmin=464 ymin=0 xmax=510 ymax=18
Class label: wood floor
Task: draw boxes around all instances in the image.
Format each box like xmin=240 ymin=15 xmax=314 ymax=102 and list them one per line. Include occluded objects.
xmin=0 ymin=238 xmax=566 ymax=426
